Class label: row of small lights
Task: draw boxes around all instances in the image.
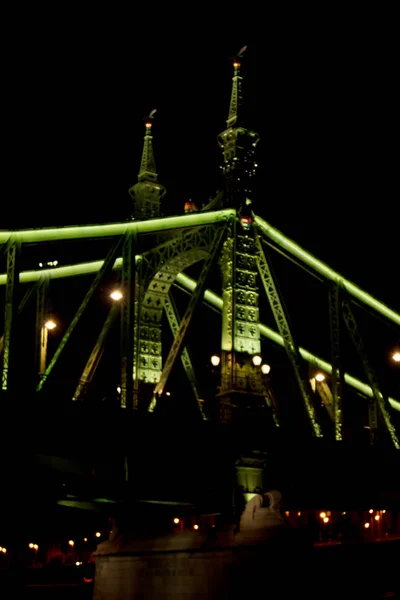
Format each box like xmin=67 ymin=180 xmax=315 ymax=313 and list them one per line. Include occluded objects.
xmin=28 ymin=532 xmax=103 ymax=553
xmin=0 ymin=546 xmax=7 ymax=554
xmin=286 ymin=509 xmax=387 ymax=529
xmin=211 ymin=354 xmax=271 ymax=374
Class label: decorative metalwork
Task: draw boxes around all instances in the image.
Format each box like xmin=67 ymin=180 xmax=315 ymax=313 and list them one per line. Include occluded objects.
xmin=164 ymin=292 xmax=206 ymax=419
xmin=342 ymin=298 xmax=399 ymax=449
xmin=37 ymin=236 xmax=123 ymax=392
xmin=151 ymin=225 xmax=227 ymax=408
xmin=329 ymin=284 xmax=344 ymax=440
xmin=1 ymin=239 xmax=20 ymax=393
xmin=254 ymin=230 xmax=323 ymax=438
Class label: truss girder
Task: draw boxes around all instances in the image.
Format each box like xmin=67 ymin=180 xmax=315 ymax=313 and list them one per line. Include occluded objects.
xmin=120 ymin=232 xmax=137 ymax=409
xmin=254 ymin=233 xmax=323 ymax=438
xmin=1 ymin=240 xmax=20 ymax=393
xmin=37 ymin=237 xmax=124 ymax=392
xmin=73 ymin=303 xmax=119 ymax=402
xmin=342 ymin=299 xmax=399 ymax=450
xmin=151 ymin=225 xmax=227 ymax=407
xmin=164 ymin=292 xmax=206 ymax=420
xmin=35 ymin=276 xmax=49 ymax=376
xmin=329 ymin=284 xmax=344 ymax=440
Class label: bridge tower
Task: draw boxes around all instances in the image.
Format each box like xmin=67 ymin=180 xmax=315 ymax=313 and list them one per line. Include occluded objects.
xmin=216 ymin=49 xmax=272 ymax=432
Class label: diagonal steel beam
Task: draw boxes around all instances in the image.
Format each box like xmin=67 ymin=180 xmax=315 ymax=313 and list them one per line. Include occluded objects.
xmin=174 ymin=272 xmax=400 ymax=413
xmin=0 ymin=282 xmax=39 ymax=356
xmin=164 ymin=292 xmax=206 ymax=420
xmin=36 ymin=237 xmax=124 ymax=391
xmin=72 ymin=303 xmax=120 ymax=401
xmin=254 ymin=230 xmax=323 ymax=437
xmin=120 ymin=232 xmax=137 ymax=409
xmin=342 ymin=298 xmax=399 ymax=450
xmin=150 ymin=225 xmax=226 ymax=409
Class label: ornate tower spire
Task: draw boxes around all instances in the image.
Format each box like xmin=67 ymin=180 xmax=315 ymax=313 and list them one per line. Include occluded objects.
xmin=218 ymin=46 xmax=259 ymax=210
xmin=129 ymin=110 xmax=166 ymax=220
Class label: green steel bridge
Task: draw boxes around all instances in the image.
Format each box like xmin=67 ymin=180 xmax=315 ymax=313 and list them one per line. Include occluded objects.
xmin=1 ymin=48 xmax=399 ymax=516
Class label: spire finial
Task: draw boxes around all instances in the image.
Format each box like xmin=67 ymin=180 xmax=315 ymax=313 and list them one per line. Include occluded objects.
xmin=129 ymin=109 xmax=166 ymax=220
xmin=138 ymin=109 xmax=158 ymax=182
xmin=227 ymin=45 xmax=247 ymax=128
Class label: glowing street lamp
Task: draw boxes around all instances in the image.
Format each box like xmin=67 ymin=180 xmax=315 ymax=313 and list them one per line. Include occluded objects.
xmin=210 ymin=355 xmax=220 ymax=367
xmin=44 ymin=320 xmax=56 ymax=330
xmin=315 ymin=372 xmax=325 ymax=382
xmin=110 ymin=290 xmax=123 ymax=301
xmin=39 ymin=320 xmax=57 ymax=376
xmin=392 ymin=350 xmax=400 ymax=363
xmin=252 ymin=355 xmax=262 ymax=367
xmin=173 ymin=518 xmax=180 ymax=525
xmin=68 ymin=540 xmax=75 ymax=547
xmin=261 ymin=364 xmax=271 ymax=375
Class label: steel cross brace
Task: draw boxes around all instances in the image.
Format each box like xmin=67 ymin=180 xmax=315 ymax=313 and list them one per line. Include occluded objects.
xmin=254 ymin=230 xmax=323 ymax=438
xmin=0 ymin=281 xmax=39 ymax=356
xmin=1 ymin=239 xmax=20 ymax=393
xmin=164 ymin=292 xmax=206 ymax=420
xmin=342 ymin=298 xmax=400 ymax=450
xmin=120 ymin=232 xmax=137 ymax=409
xmin=150 ymin=224 xmax=227 ymax=410
xmin=72 ymin=303 xmax=120 ymax=401
xmin=37 ymin=236 xmax=124 ymax=392
xmin=329 ymin=284 xmax=344 ymax=440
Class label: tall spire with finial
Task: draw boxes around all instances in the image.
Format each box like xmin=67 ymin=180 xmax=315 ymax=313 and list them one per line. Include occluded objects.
xmin=129 ymin=110 xmax=166 ymax=220
xmin=217 ymin=46 xmax=259 ymax=210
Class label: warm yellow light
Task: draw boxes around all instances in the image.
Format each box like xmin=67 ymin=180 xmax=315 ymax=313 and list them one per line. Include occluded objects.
xmin=369 ymin=509 xmax=374 ymax=514
xmin=33 ymin=544 xmax=39 ymax=550
xmin=382 ymin=510 xmax=386 ymax=514
xmin=95 ymin=532 xmax=101 ymax=538
xmin=323 ymin=517 xmax=329 ymax=524
xmin=392 ymin=351 xmax=400 ymax=362
xmin=83 ymin=538 xmax=88 ymax=542
xmin=285 ymin=511 xmax=289 ymax=517
xmin=364 ymin=522 xmax=370 ymax=529
xmin=68 ymin=540 xmax=75 ymax=547
xmin=116 ymin=386 xmax=121 ymax=394
xmin=374 ymin=515 xmax=380 ymax=521
xmin=261 ymin=364 xmax=271 ymax=375
xmin=29 ymin=543 xmax=34 ymax=549
xmin=319 ymin=512 xmax=326 ymax=519
xmin=76 ymin=561 xmax=83 ymax=566
xmin=233 ymin=61 xmax=240 ymax=67
xmin=145 ymin=121 xmax=152 ymax=128
xmin=1 ymin=547 xmax=6 ymax=553
xmin=315 ymin=372 xmax=325 ymax=382
xmin=173 ymin=518 xmax=180 ymax=524
xmin=165 ymin=391 xmax=171 ymax=396
xmin=211 ymin=355 xmax=220 ymax=367
xmin=297 ymin=512 xmax=301 ymax=516
xmin=193 ymin=524 xmax=199 ymax=530
xmin=110 ymin=290 xmax=123 ymax=301
xmin=45 ymin=320 xmax=56 ymax=330
xmin=252 ymin=355 xmax=262 ymax=366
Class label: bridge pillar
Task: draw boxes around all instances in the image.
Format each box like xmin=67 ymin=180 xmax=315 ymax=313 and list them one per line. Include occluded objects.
xmin=1 ymin=239 xmax=20 ymax=399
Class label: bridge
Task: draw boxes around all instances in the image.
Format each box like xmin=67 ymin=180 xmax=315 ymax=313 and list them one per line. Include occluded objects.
xmin=1 ymin=48 xmax=399 ymax=530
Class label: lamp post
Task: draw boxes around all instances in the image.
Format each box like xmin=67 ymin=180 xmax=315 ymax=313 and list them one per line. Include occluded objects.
xmin=39 ymin=320 xmax=56 ymax=376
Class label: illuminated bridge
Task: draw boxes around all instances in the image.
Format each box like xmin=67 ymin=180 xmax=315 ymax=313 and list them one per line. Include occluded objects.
xmin=1 ymin=50 xmax=399 ymax=521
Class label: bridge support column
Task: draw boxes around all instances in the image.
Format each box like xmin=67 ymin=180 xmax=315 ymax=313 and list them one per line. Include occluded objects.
xmin=1 ymin=239 xmax=20 ymax=398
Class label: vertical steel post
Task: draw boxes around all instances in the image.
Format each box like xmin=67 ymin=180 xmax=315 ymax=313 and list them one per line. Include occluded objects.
xmin=329 ymin=284 xmax=344 ymax=440
xmin=1 ymin=239 xmax=20 ymax=395
xmin=120 ymin=232 xmax=136 ymax=409
xmin=35 ymin=276 xmax=49 ymax=377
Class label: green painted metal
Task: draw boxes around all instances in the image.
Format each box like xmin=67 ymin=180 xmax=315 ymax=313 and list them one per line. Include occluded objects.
xmin=174 ymin=272 xmax=400 ymax=415
xmin=254 ymin=230 xmax=323 ymax=437
xmin=255 ymin=215 xmax=400 ymax=328
xmin=164 ymin=292 xmax=206 ymax=420
xmin=36 ymin=237 xmax=124 ymax=392
xmin=329 ymin=284 xmax=344 ymax=441
xmin=0 ymin=209 xmax=235 ymax=245
xmin=120 ymin=232 xmax=137 ymax=409
xmin=151 ymin=225 xmax=227 ymax=408
xmin=72 ymin=303 xmax=119 ymax=401
xmin=0 ymin=282 xmax=38 ymax=356
xmin=342 ymin=298 xmax=399 ymax=450
xmin=1 ymin=240 xmax=20 ymax=392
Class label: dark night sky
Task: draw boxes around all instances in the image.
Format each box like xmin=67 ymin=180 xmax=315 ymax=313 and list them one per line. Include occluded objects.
xmin=1 ymin=16 xmax=399 ymax=407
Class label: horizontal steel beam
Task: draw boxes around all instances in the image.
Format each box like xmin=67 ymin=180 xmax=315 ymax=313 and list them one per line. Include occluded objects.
xmin=174 ymin=272 xmax=400 ymax=414
xmin=0 ymin=209 xmax=235 ymax=245
xmin=255 ymin=215 xmax=400 ymax=328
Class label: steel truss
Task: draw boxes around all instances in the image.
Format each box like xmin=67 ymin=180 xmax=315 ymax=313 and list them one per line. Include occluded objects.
xmin=164 ymin=292 xmax=206 ymax=420
xmin=342 ymin=298 xmax=399 ymax=450
xmin=254 ymin=230 xmax=323 ymax=438
xmin=150 ymin=224 xmax=227 ymax=410
xmin=120 ymin=232 xmax=137 ymax=409
xmin=37 ymin=237 xmax=123 ymax=392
